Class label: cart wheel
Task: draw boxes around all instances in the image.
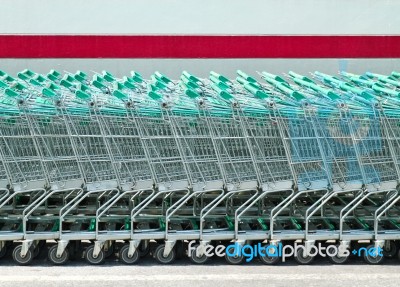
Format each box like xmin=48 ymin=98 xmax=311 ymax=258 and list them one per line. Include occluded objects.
xmin=119 ymin=244 xmax=140 ymax=265
xmin=225 ymin=245 xmax=244 ymax=265
xmin=328 ymin=253 xmax=350 ymax=264
xmin=259 ymin=252 xmax=280 ymax=265
xmin=327 ymin=245 xmax=350 ymax=264
xmin=294 ymin=248 xmax=314 ymax=265
xmin=189 ymin=244 xmax=209 ymax=264
xmin=154 ymin=244 xmax=176 ymax=264
xmin=258 ymin=244 xmax=280 ymax=265
xmin=48 ymin=245 xmax=69 ymax=265
xmin=363 ymin=244 xmax=384 ymax=265
xmin=12 ymin=245 xmax=33 ymax=266
xmin=85 ymin=245 xmax=105 ymax=265
xmin=383 ymin=240 xmax=398 ymax=258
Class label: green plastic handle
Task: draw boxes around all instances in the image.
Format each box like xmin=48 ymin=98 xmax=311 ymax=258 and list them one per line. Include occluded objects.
xmin=293 ymin=78 xmax=340 ymax=100
xmin=14 ymin=83 xmax=27 ymax=91
xmin=123 ymin=79 xmax=136 ymax=89
xmin=103 ymin=73 xmax=115 ymax=83
xmin=237 ymin=70 xmax=257 ymax=83
xmin=49 ymin=69 xmax=61 ymax=78
xmin=0 ymin=80 xmax=7 ymax=88
xmin=243 ymin=83 xmax=268 ymax=99
xmin=148 ymin=91 xmax=162 ymax=100
xmin=288 ymin=71 xmax=313 ymax=83
xmin=182 ymin=71 xmax=201 ymax=83
xmin=236 ymin=76 xmax=247 ymax=85
xmin=113 ymin=89 xmax=128 ymax=100
xmin=262 ymin=72 xmax=286 ymax=83
xmin=92 ymin=80 xmax=106 ymax=90
xmin=3 ymin=75 xmax=16 ymax=83
xmin=29 ymin=79 xmax=42 ymax=86
xmin=76 ymin=90 xmax=91 ymax=100
xmin=47 ymin=73 xmax=59 ymax=82
xmin=17 ymin=72 xmax=30 ymax=81
xmin=392 ymin=71 xmax=400 ymax=78
xmin=76 ymin=70 xmax=87 ymax=79
xmin=211 ymin=83 xmax=233 ymax=100
xmin=367 ymin=72 xmax=400 ymax=87
xmin=35 ymin=75 xmax=47 ymax=83
xmin=5 ymin=88 xmax=18 ymax=97
xmin=154 ymin=79 xmax=167 ymax=90
xmin=42 ymin=88 xmax=57 ymax=98
xmin=60 ymin=80 xmax=74 ymax=89
xmin=93 ymin=75 xmax=105 ymax=83
xmin=74 ymin=74 xmax=86 ymax=83
xmin=185 ymin=80 xmax=199 ymax=90
xmin=210 ymin=71 xmax=230 ymax=83
xmin=210 ymin=75 xmax=230 ymax=90
xmin=372 ymin=84 xmax=400 ymax=97
xmin=113 ymin=82 xmax=125 ymax=91
xmin=346 ymin=75 xmax=372 ymax=87
xmin=63 ymin=75 xmax=76 ymax=83
xmin=130 ymin=71 xmax=143 ymax=83
xmin=47 ymin=82 xmax=60 ymax=91
xmin=148 ymin=83 xmax=158 ymax=92
xmin=181 ymin=75 xmax=199 ymax=89
xmin=185 ymin=88 xmax=200 ymax=98
xmin=80 ymin=84 xmax=91 ymax=92
xmin=155 ymin=71 xmax=172 ymax=84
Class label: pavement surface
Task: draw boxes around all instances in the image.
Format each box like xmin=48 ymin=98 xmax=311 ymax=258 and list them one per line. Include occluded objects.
xmin=1 ymin=252 xmax=400 ymax=287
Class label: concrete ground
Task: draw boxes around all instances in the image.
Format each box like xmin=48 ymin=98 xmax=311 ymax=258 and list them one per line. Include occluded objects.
xmin=0 ymin=251 xmax=399 ymax=287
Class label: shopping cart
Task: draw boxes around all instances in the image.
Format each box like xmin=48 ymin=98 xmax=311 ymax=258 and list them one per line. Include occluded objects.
xmin=0 ymin=68 xmax=400 ymax=266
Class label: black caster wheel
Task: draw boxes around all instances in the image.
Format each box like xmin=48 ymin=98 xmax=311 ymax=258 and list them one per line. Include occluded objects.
xmin=294 ymin=248 xmax=314 ymax=265
xmin=154 ymin=244 xmax=176 ymax=264
xmin=258 ymin=244 xmax=280 ymax=265
xmin=189 ymin=244 xmax=209 ymax=264
xmin=85 ymin=245 xmax=105 ymax=265
xmin=327 ymin=245 xmax=350 ymax=264
xmin=225 ymin=245 xmax=244 ymax=265
xmin=119 ymin=244 xmax=140 ymax=265
xmin=328 ymin=253 xmax=350 ymax=264
xmin=363 ymin=244 xmax=384 ymax=265
xmin=383 ymin=241 xmax=398 ymax=258
xmin=259 ymin=254 xmax=280 ymax=265
xmin=12 ymin=245 xmax=33 ymax=266
xmin=48 ymin=245 xmax=69 ymax=265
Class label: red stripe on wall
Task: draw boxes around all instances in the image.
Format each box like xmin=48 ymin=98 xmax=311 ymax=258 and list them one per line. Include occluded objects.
xmin=0 ymin=35 xmax=399 ymax=58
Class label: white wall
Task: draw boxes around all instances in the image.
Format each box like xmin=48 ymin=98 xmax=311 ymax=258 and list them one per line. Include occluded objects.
xmin=0 ymin=0 xmax=399 ymax=35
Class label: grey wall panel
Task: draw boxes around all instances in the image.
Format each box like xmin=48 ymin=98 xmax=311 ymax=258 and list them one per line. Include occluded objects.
xmin=1 ymin=59 xmax=399 ymax=78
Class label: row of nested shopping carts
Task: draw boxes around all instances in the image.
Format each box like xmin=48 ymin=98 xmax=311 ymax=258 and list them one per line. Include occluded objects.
xmin=0 ymin=67 xmax=400 ymax=266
